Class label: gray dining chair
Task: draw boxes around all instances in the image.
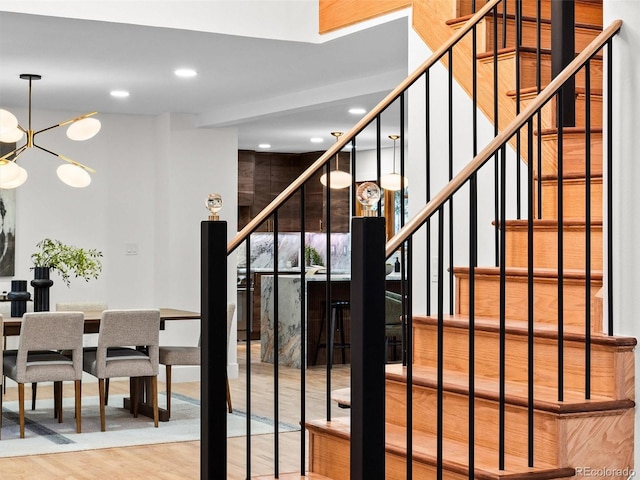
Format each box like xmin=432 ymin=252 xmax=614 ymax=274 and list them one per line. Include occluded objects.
xmin=159 ymin=303 xmax=235 ymax=417
xmin=83 ymin=308 xmax=160 ymax=431
xmin=2 ymin=311 xmax=84 ymax=438
xmin=29 ymin=302 xmax=110 ymax=412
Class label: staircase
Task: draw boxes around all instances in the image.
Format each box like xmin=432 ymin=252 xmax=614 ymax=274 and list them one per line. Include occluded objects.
xmin=303 ymin=0 xmax=636 ymax=478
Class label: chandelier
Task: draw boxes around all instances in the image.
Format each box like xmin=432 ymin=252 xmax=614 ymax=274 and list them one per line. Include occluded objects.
xmin=0 ymin=74 xmax=100 ymax=188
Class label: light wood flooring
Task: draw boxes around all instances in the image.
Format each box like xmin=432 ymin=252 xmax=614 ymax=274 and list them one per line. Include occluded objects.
xmin=0 ymin=343 xmax=351 ymax=479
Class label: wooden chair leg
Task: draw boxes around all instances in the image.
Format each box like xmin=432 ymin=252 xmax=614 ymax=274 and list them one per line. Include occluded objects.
xmin=18 ymin=383 xmax=25 ymax=438
xmin=151 ymin=376 xmax=158 ymax=428
xmin=165 ymin=365 xmax=172 ymax=418
xmin=75 ymin=380 xmax=82 ymax=433
xmin=131 ymin=378 xmax=139 ymax=418
xmin=226 ymin=377 xmax=232 ymax=413
xmin=98 ymin=378 xmax=106 ymax=432
xmin=56 ymin=381 xmax=63 ymax=424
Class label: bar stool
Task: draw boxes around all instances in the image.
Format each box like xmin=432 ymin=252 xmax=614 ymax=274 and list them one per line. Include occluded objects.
xmin=314 ymin=300 xmax=350 ymax=366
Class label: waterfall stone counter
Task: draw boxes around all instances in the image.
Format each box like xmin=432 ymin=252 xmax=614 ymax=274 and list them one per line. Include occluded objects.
xmin=260 ymin=273 xmax=401 ymax=368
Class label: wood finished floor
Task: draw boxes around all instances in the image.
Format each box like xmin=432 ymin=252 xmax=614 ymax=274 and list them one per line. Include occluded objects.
xmin=0 ymin=343 xmax=351 ymax=479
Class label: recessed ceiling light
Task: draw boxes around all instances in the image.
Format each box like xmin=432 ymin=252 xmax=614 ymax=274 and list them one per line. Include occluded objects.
xmin=310 ymin=137 xmax=323 ymax=143
xmin=349 ymin=107 xmax=366 ymax=115
xmin=258 ymin=143 xmax=271 ymax=149
xmin=174 ymin=68 xmax=198 ymax=78
xmin=110 ymin=90 xmax=130 ymax=98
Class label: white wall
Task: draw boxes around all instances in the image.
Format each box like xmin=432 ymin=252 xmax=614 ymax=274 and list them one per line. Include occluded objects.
xmin=604 ymin=0 xmax=640 ymax=467
xmin=0 ymin=108 xmax=239 ymax=380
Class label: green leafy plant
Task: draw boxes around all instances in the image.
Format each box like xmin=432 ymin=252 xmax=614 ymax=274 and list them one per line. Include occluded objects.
xmin=31 ymin=238 xmax=103 ymax=287
xmin=304 ymin=245 xmax=324 ymax=266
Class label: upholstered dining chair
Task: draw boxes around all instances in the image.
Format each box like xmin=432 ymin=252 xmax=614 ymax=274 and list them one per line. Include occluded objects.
xmin=159 ymin=303 xmax=235 ymax=417
xmin=29 ymin=302 xmax=110 ymax=412
xmin=2 ymin=311 xmax=84 ymax=438
xmin=82 ymin=308 xmax=160 ymax=431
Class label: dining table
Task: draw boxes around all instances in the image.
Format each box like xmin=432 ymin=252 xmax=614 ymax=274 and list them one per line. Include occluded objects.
xmin=2 ymin=307 xmax=201 ymax=422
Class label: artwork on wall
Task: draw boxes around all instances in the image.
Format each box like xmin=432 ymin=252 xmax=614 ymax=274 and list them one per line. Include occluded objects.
xmin=0 ymin=188 xmax=16 ymax=276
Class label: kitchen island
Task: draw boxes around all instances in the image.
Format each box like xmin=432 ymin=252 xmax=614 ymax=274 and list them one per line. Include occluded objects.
xmin=260 ymin=272 xmax=401 ymax=368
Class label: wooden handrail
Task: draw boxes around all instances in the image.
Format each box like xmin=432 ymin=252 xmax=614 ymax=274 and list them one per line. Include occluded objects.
xmin=226 ymin=0 xmax=502 ymax=254
xmin=386 ymin=19 xmax=623 ymax=258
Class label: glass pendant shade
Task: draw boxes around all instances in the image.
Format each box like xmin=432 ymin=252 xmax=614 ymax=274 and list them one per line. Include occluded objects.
xmin=0 ymin=161 xmax=22 ymax=186
xmin=0 ymin=109 xmax=18 ymax=132
xmin=0 ymin=164 xmax=28 ymax=189
xmin=57 ymin=163 xmax=92 ymax=188
xmin=380 ymin=172 xmax=407 ymax=191
xmin=67 ymin=117 xmax=101 ymax=141
xmin=0 ymin=127 xmax=25 ymax=143
xmin=319 ymin=170 xmax=352 ymax=189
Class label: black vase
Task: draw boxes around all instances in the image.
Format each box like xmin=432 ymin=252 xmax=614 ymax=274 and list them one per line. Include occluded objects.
xmin=7 ymin=280 xmax=30 ymax=317
xmin=31 ymin=266 xmax=54 ymax=312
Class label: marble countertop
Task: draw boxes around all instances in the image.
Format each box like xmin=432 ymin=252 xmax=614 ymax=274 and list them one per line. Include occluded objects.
xmin=259 ymin=272 xmax=403 ymax=281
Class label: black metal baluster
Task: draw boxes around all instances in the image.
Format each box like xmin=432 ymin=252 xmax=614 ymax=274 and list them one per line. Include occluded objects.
xmin=448 ymin=48 xmax=454 ymax=315
xmin=273 ymin=211 xmax=280 ymax=477
xmin=556 ymin=89 xmax=565 ymax=402
xmin=516 ymin=0 xmax=522 ymax=219
xmin=493 ymin=4 xmax=500 ymax=266
xmin=437 ymin=206 xmax=445 ymax=480
xmin=426 ymin=71 xmax=432 ymax=316
xmin=499 ymin=144 xmax=507 ymax=471
xmin=324 ymin=162 xmax=332 ymax=419
xmin=606 ymin=39 xmax=614 ymax=336
xmin=536 ymin=0 xmax=543 ymax=219
xmin=584 ymin=62 xmax=592 ymax=400
xmin=527 ymin=118 xmax=535 ymax=467
xmin=299 ymin=187 xmax=307 ymax=474
xmin=245 ymin=236 xmax=253 ymax=478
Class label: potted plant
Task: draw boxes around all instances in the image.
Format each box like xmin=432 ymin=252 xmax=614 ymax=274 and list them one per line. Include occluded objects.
xmin=30 ymin=238 xmax=103 ymax=311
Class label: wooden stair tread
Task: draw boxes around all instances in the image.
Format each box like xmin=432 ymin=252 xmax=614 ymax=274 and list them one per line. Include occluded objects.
xmin=539 ymin=172 xmax=603 ymax=181
xmin=508 ymin=86 xmax=603 ymax=97
xmin=477 ymin=46 xmax=603 ymax=59
xmin=253 ymin=474 xmax=332 ymax=480
xmin=331 ymin=363 xmax=635 ymax=413
xmin=536 ymin=126 xmax=603 ymax=136
xmin=414 ymin=313 xmax=636 ymax=348
xmin=495 ymin=218 xmax=603 ymax=229
xmin=453 ymin=266 xmax=602 ymax=280
xmin=384 ymin=363 xmax=635 ymax=413
xmin=306 ymin=417 xmax=576 ymax=480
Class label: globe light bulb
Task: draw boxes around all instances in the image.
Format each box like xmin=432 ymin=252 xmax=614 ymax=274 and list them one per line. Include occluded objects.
xmin=205 ymin=193 xmax=223 ymax=220
xmin=356 ymin=181 xmax=381 ymax=217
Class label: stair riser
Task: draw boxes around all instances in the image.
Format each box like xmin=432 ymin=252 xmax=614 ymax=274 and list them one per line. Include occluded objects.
xmin=484 ymin=17 xmax=599 ymax=53
xmin=536 ymin=177 xmax=603 ymax=221
xmin=412 ymin=323 xmax=630 ymax=399
xmin=504 ymin=226 xmax=602 ymax=270
xmin=538 ymin=131 xmax=603 ymax=177
xmin=481 ymin=52 xmax=603 ymax=94
xmin=519 ymin=93 xmax=602 ymax=131
xmin=309 ymin=430 xmax=474 ymax=480
xmin=455 ymin=273 xmax=602 ymax=328
xmin=386 ymin=379 xmax=561 ymax=465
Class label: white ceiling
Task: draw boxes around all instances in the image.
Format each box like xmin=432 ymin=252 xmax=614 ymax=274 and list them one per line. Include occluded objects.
xmin=0 ymin=10 xmax=409 ymax=153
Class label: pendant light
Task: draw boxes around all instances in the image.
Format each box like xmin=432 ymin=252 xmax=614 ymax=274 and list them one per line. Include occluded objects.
xmin=320 ymin=131 xmax=352 ymax=189
xmin=380 ymin=134 xmax=408 ymax=191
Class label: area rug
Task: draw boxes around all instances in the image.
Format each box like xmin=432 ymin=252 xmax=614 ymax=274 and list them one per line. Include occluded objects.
xmin=0 ymin=392 xmax=299 ymax=458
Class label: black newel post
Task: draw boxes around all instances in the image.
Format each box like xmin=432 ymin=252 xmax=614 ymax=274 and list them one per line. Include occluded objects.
xmin=201 ymin=219 xmax=227 ymax=480
xmin=7 ymin=280 xmax=30 ymax=317
xmin=31 ymin=266 xmax=53 ymax=312
xmin=350 ymin=216 xmax=386 ymax=480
